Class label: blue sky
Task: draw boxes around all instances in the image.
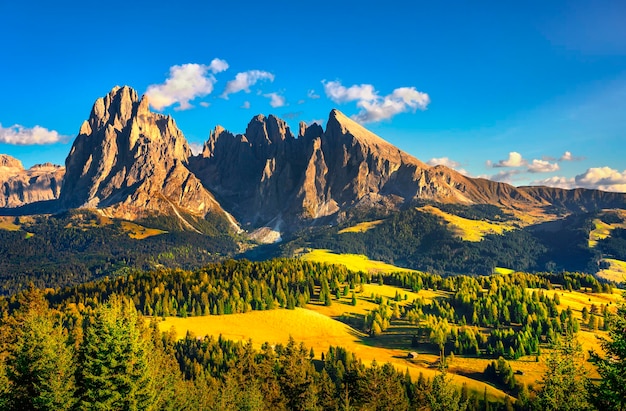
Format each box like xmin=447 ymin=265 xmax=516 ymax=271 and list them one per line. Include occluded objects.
xmin=1 ymin=1 xmax=625 ymax=191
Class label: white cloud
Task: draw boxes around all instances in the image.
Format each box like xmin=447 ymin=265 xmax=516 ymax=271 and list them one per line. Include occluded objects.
xmin=222 ymin=70 xmax=275 ymax=98
xmin=490 ymin=169 xmax=522 ymax=183
xmin=208 ymin=58 xmax=229 ymax=74
xmin=492 ymin=152 xmax=527 ymax=168
xmin=146 ymin=62 xmax=224 ymax=111
xmin=0 ymin=123 xmax=67 ymax=145
xmin=427 ymin=157 xmax=460 ymax=168
xmin=527 ymin=159 xmax=560 ymax=173
xmin=531 ymin=167 xmax=626 ymax=192
xmin=323 ymin=80 xmax=378 ymax=103
xmin=559 ymin=151 xmax=584 ymax=161
xmin=199 ymin=102 xmax=210 ymax=108
xmin=188 ymin=142 xmax=203 ymax=156
xmin=575 ymin=167 xmax=626 ymax=192
xmin=307 ymin=89 xmax=320 ymax=99
xmin=530 ymin=176 xmax=576 ymax=189
xmin=427 ymin=157 xmax=468 ymax=175
xmin=264 ymin=92 xmax=286 ymax=108
xmin=323 ymin=80 xmax=430 ymax=123
xmin=241 ymin=101 xmax=250 ymax=109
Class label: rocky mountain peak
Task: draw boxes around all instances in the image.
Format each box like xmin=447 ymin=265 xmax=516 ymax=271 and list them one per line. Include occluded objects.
xmin=245 ymin=114 xmax=295 ymax=146
xmin=0 ymin=154 xmax=24 ymax=169
xmin=59 ymin=86 xmax=229 ymax=224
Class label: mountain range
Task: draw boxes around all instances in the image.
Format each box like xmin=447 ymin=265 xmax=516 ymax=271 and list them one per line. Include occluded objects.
xmin=2 ymin=86 xmax=626 ymax=241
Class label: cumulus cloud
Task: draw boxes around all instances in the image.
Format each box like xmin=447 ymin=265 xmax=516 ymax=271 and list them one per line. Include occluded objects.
xmin=241 ymin=101 xmax=250 ymax=109
xmin=323 ymin=80 xmax=430 ymax=123
xmin=199 ymin=102 xmax=210 ymax=108
xmin=264 ymin=92 xmax=286 ymax=108
xmin=491 ymin=152 xmax=527 ymax=168
xmin=146 ymin=62 xmax=227 ymax=111
xmin=0 ymin=123 xmax=67 ymax=145
xmin=208 ymin=58 xmax=229 ymax=74
xmin=531 ymin=167 xmax=626 ymax=192
xmin=222 ymin=70 xmax=275 ymax=98
xmin=323 ymin=81 xmax=378 ymax=103
xmin=527 ymin=159 xmax=560 ymax=173
xmin=575 ymin=167 xmax=626 ymax=192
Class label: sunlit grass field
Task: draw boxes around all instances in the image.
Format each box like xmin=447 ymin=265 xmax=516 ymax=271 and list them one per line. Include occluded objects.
xmin=157 ymin=304 xmax=511 ymax=401
xmin=300 ymin=248 xmax=415 ymax=274
xmin=155 ymin=273 xmax=622 ymax=403
xmin=596 ymin=258 xmax=626 ymax=283
xmin=418 ymin=205 xmax=516 ymax=242
xmin=0 ymin=216 xmax=21 ymax=231
xmin=338 ymin=219 xmax=384 ymax=234
xmin=120 ymin=221 xmax=166 ymax=239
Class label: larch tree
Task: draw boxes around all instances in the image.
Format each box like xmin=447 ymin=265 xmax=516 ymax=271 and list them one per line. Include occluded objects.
xmin=2 ymin=287 xmax=76 ymax=411
xmin=535 ymin=330 xmax=592 ymax=411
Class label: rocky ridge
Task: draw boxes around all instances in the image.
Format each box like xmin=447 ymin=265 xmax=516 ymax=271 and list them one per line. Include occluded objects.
xmin=1 ymin=86 xmax=625 ymax=239
xmin=0 ymin=155 xmax=64 ymax=208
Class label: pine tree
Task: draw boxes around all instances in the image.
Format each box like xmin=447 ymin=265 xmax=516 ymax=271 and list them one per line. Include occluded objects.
xmin=77 ymin=295 xmax=156 ymax=410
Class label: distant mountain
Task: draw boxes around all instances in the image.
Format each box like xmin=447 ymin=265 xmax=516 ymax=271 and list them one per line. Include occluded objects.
xmin=0 ymin=154 xmax=64 ymax=208
xmin=1 ymin=86 xmax=625 ymax=240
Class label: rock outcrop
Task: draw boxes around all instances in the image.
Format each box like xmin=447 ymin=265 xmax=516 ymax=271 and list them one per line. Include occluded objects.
xmin=59 ymin=86 xmax=229 ymax=223
xmin=0 ymin=155 xmax=64 ymax=208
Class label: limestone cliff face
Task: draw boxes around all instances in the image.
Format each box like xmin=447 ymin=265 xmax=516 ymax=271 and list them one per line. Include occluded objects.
xmin=60 ymin=86 xmax=226 ymax=221
xmin=0 ymin=155 xmax=64 ymax=208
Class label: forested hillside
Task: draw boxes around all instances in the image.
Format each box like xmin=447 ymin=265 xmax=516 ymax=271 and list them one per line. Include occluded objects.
xmin=0 ymin=259 xmax=623 ymax=410
xmin=0 ymin=211 xmax=238 ymax=295
xmin=284 ymin=206 xmax=602 ymax=275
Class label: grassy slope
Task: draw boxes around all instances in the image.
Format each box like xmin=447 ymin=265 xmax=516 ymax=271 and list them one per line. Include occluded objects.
xmin=588 ymin=210 xmax=626 ymax=248
xmin=0 ymin=217 xmax=21 ymax=231
xmin=418 ymin=205 xmax=515 ymax=242
xmin=338 ymin=220 xmax=384 ymax=234
xmin=300 ymin=249 xmax=416 ymax=274
xmin=156 ymin=281 xmax=622 ymax=402
xmin=120 ymin=221 xmax=166 ymax=239
xmin=597 ymin=259 xmax=626 ymax=283
xmin=157 ymin=304 xmax=509 ymax=401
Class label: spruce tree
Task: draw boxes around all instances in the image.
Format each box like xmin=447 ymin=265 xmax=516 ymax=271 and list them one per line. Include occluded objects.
xmin=77 ymin=295 xmax=155 ymax=410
